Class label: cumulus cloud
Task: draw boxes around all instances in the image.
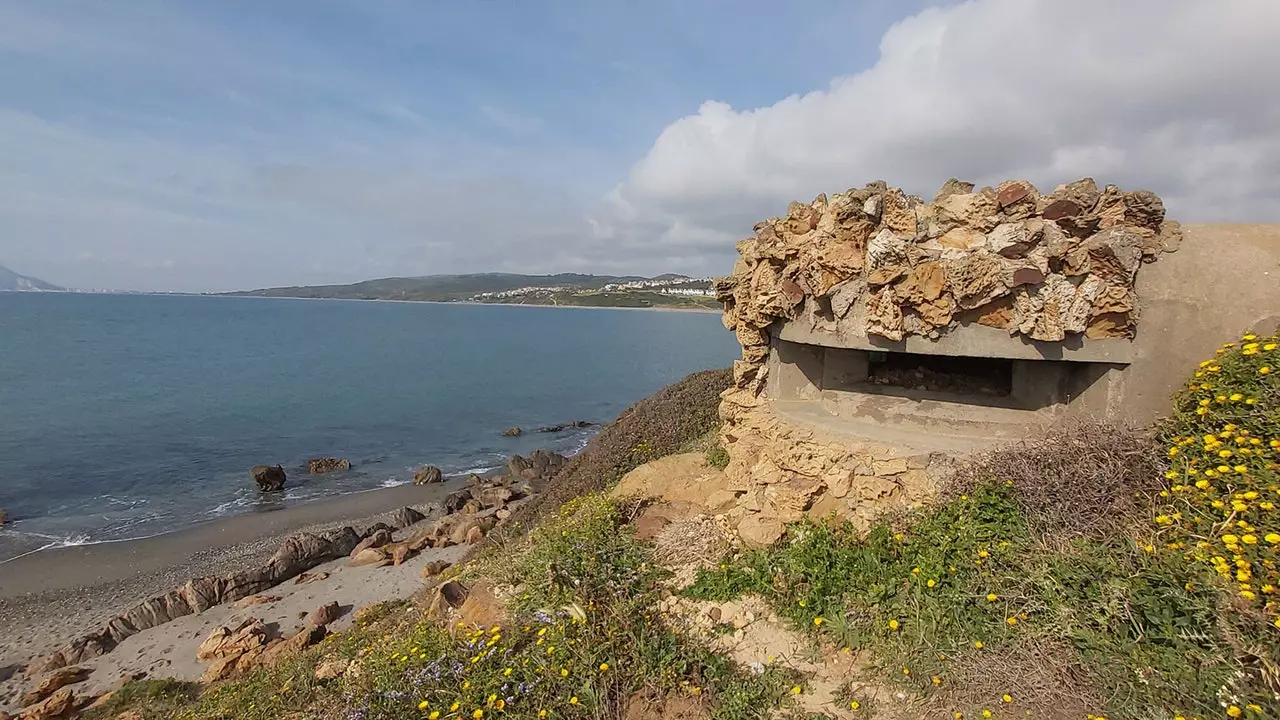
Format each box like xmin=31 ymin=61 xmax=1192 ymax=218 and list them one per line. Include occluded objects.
xmin=602 ymin=0 xmax=1280 ymax=272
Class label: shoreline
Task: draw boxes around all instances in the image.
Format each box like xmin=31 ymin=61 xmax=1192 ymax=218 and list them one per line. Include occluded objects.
xmin=0 ymin=478 xmax=472 ymax=709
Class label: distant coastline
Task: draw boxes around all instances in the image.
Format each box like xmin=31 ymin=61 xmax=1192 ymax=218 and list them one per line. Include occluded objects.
xmin=215 ymin=294 xmax=722 ymax=313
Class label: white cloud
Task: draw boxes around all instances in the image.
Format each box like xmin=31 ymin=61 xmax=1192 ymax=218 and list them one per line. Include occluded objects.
xmin=603 ymin=0 xmax=1280 ymax=269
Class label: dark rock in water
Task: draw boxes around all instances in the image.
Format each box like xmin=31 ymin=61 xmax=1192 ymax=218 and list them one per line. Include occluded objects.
xmin=501 ymin=427 xmax=522 ymax=437
xmin=251 ymin=464 xmax=287 ymax=491
xmin=534 ymin=420 xmax=594 ymax=433
xmin=413 ymin=465 xmax=443 ymax=485
xmin=308 ymin=458 xmax=351 ymax=474
xmin=391 ymin=506 xmax=426 ymax=529
xmin=0 ymin=506 xmax=6 ymax=525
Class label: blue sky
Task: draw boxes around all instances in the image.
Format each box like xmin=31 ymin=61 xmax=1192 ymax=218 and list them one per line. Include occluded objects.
xmin=1 ymin=0 xmax=1276 ymax=291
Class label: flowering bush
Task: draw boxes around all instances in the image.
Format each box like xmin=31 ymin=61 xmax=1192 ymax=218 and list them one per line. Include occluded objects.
xmin=1159 ymin=332 xmax=1280 ymax=619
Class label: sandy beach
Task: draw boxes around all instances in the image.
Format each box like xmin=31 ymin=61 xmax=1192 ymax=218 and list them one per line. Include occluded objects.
xmin=0 ymin=478 xmax=475 ymax=712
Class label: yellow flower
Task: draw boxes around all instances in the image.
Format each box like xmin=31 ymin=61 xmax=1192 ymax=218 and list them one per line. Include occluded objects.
xmin=418 ymin=701 xmax=430 ymax=711
xmin=1243 ymin=535 xmax=1259 ymax=545
xmin=791 ymin=686 xmax=802 ymax=695
xmin=974 ymin=640 xmax=984 ymax=649
xmin=451 ymin=702 xmax=460 ymax=712
xmin=539 ymin=711 xmax=547 ymax=718
xmin=932 ymin=675 xmax=941 ymax=685
xmin=927 ymin=579 xmax=937 ymax=588
xmin=1260 ymin=366 xmax=1272 ymax=375
xmin=1227 ymin=706 xmax=1242 ymax=718
xmin=560 ymin=668 xmax=569 ymax=677
xmin=1003 ymin=694 xmax=1013 ymax=703
xmin=569 ymin=696 xmax=579 ymax=705
xmin=473 ymin=710 xmax=484 ymax=719
xmin=1265 ymin=343 xmax=1277 ymax=351
xmin=902 ymin=667 xmax=911 ymax=676
xmin=1244 ymin=333 xmax=1258 ymax=341
xmin=888 ymin=619 xmax=900 ymax=631
xmin=1006 ymin=617 xmax=1018 ymax=626
xmin=851 ymin=700 xmax=861 ymax=710
xmin=978 ymin=550 xmax=990 ymax=558
xmin=983 ymin=711 xmax=993 ymax=719
xmin=1230 ymin=393 xmax=1244 ymax=401
xmin=955 ymin=714 xmax=964 ymax=720
xmin=912 ymin=567 xmax=921 ymax=575
xmin=429 ymin=713 xmax=440 ymax=720
xmin=986 ymin=593 xmax=998 ymax=602
xmin=813 ymin=617 xmax=825 ymax=627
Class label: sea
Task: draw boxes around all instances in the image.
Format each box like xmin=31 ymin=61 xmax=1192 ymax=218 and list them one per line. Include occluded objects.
xmin=0 ymin=293 xmax=738 ymax=562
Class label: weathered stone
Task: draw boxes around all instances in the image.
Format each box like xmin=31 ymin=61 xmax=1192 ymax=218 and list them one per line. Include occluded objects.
xmin=855 ymin=475 xmax=898 ymax=501
xmin=829 ymin=278 xmax=864 ymax=319
xmin=932 ymin=178 xmax=975 ymax=203
xmin=936 ymin=227 xmax=987 ymax=252
xmin=996 ymin=181 xmax=1031 ymax=208
xmin=19 ymin=687 xmax=77 ymax=720
xmin=987 ymin=223 xmax=1036 ymax=258
xmin=1087 ymin=312 xmax=1134 ymax=339
xmin=413 ymin=466 xmax=443 ymax=485
xmin=501 ymin=427 xmax=522 ymax=437
xmin=1049 ymin=177 xmax=1101 ymax=210
xmin=866 ymin=266 xmax=906 ymax=286
xmin=865 ymin=286 xmax=904 ymax=341
xmin=464 ymin=525 xmax=485 ymax=545
xmin=880 ymin=188 xmax=918 ymax=235
xmin=197 ymin=619 xmax=270 ymax=660
xmin=1124 ymin=190 xmax=1165 ymax=231
xmin=873 ymin=458 xmax=909 ymax=476
xmin=898 ymin=262 xmax=946 ymax=304
xmin=972 ymin=296 xmax=1015 ymax=329
xmin=390 ymin=506 xmax=426 ymax=529
xmin=349 ymin=548 xmax=389 ymax=567
xmin=737 ymin=515 xmax=785 ymax=548
xmin=20 ymin=667 xmax=90 ymax=708
xmin=251 ymin=465 xmax=286 ymax=492
xmin=1094 ymin=184 xmax=1127 ymax=229
xmin=1064 ymin=228 xmax=1143 ymax=285
xmin=349 ymin=528 xmax=393 ymax=559
xmin=947 ymin=251 xmax=1009 ymax=310
xmin=935 ymin=191 xmax=999 ymax=232
xmin=308 ymin=601 xmax=343 ymax=627
xmin=261 ymin=625 xmax=327 ymax=668
xmin=308 ymin=458 xmax=351 ymax=474
xmin=425 ymin=581 xmax=470 ymax=619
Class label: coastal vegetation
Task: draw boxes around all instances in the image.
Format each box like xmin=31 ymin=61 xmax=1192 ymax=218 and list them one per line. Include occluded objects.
xmin=78 ymin=335 xmax=1279 ymax=719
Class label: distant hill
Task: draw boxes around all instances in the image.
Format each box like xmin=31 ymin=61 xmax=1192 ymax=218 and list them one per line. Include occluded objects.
xmin=225 ymin=271 xmax=696 ymax=299
xmin=0 ymin=265 xmax=63 ymax=292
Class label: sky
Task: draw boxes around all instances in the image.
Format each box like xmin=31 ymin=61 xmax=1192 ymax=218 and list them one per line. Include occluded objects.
xmin=1 ymin=0 xmax=1277 ymax=292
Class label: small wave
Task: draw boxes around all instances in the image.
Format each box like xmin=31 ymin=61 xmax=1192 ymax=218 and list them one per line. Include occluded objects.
xmin=208 ymin=497 xmax=252 ymax=516
xmin=380 ymin=477 xmax=409 ymax=488
xmin=455 ymin=464 xmax=500 ymax=476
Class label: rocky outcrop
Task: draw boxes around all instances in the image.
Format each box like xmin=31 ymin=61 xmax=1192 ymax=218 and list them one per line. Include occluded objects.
xmin=195 ymin=618 xmax=324 ymax=683
xmin=413 ymin=466 xmax=443 ymax=485
xmin=308 ymin=458 xmax=351 ymax=474
xmin=502 ymin=427 xmax=522 ymax=437
xmin=15 ymin=686 xmax=77 ymax=719
xmin=19 ymin=667 xmax=89 ymax=708
xmin=32 ymin=525 xmax=363 ymax=672
xmin=0 ymin=506 xmax=6 ymax=525
xmin=390 ymin=506 xmax=426 ymax=529
xmin=251 ymin=465 xmax=287 ymax=492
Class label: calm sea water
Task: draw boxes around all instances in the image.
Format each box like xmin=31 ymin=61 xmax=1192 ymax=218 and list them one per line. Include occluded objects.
xmin=0 ymin=294 xmax=736 ymax=560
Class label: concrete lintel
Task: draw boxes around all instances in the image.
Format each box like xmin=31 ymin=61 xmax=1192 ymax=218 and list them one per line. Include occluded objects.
xmin=777 ymin=321 xmax=1134 ymax=364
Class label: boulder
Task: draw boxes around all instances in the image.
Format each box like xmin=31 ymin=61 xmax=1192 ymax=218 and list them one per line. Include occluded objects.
xmin=197 ymin=619 xmax=271 ymax=661
xmin=17 ymin=687 xmax=76 ymax=720
xmin=349 ymin=548 xmax=389 ymax=567
xmin=441 ymin=489 xmax=471 ymax=514
xmin=507 ymin=455 xmax=531 ymax=476
xmin=308 ymin=457 xmax=351 ymax=474
xmin=390 ymin=506 xmax=426 ymax=529
xmin=308 ymin=601 xmax=343 ymax=627
xmin=456 ymin=581 xmax=506 ymax=630
xmin=464 ymin=525 xmax=486 ymax=545
xmin=413 ymin=466 xmax=443 ymax=485
xmin=501 ymin=427 xmax=522 ymax=437
xmin=425 ymin=581 xmax=470 ymax=619
xmin=251 ymin=465 xmax=287 ymax=492
xmin=20 ymin=667 xmax=90 ymax=707
xmin=348 ymin=528 xmax=393 ymax=559
xmin=737 ymin=515 xmax=785 ymax=548
xmin=314 ymin=659 xmax=350 ymax=682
